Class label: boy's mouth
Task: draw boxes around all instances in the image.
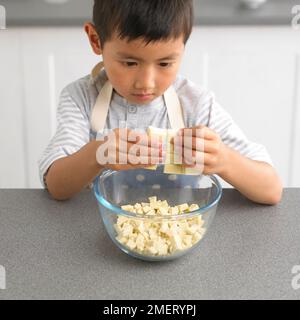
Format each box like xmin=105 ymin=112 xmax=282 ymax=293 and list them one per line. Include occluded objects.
xmin=132 ymin=93 xmax=154 ymax=101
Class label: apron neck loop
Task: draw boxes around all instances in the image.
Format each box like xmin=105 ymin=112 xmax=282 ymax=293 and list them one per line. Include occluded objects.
xmin=91 ymin=60 xmax=104 ymax=83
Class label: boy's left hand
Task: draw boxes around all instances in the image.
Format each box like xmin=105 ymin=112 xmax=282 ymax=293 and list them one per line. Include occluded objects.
xmin=172 ymin=125 xmax=229 ymax=175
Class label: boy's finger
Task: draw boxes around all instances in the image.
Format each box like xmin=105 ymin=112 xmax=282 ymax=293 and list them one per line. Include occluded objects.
xmin=127 ymin=144 xmax=163 ymax=158
xmin=174 ymin=137 xmax=218 ymax=154
xmin=138 ymin=133 xmax=161 ymax=148
xmin=104 ymin=148 xmax=161 ymax=166
xmin=117 ymin=140 xmax=164 ymax=160
xmin=173 ymin=136 xmax=204 ymax=151
xmin=182 ymin=150 xmax=205 ymax=166
xmin=127 ymin=130 xmax=161 ymax=148
xmin=177 ymin=126 xmax=215 ymax=140
xmin=183 ymin=151 xmax=216 ymax=167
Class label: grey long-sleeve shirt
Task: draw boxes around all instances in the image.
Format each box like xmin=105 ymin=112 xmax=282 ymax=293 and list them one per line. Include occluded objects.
xmin=38 ymin=69 xmax=273 ymax=188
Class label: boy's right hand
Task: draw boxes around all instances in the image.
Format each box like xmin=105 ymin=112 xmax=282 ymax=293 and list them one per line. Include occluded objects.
xmin=95 ymin=128 xmax=163 ymax=171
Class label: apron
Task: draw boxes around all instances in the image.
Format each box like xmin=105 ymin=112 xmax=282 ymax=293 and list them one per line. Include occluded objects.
xmin=89 ymin=61 xmax=198 ymax=177
xmin=90 ymin=61 xmax=185 ymax=133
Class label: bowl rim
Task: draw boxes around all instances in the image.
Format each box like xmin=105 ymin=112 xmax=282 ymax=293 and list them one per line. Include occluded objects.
xmin=93 ymin=170 xmax=222 ymax=220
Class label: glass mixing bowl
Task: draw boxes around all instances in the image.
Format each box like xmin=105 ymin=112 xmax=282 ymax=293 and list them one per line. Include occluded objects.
xmin=93 ymin=165 xmax=222 ymax=261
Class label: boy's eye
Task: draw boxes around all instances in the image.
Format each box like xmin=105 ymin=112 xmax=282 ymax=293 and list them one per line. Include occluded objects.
xmin=123 ymin=61 xmax=137 ymax=67
xmin=121 ymin=61 xmax=173 ymax=68
xmin=159 ymin=62 xmax=172 ymax=68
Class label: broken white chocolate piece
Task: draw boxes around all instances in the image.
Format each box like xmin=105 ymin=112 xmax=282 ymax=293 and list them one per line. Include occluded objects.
xmin=115 ymin=197 xmax=206 ymax=257
xmin=145 ymin=126 xmax=200 ymax=175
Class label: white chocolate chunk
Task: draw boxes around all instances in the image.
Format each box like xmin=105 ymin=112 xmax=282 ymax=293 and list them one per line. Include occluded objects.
xmin=161 ymin=200 xmax=169 ymax=208
xmin=189 ymin=204 xmax=200 ymax=211
xmin=115 ymin=198 xmax=206 ymax=257
xmin=148 ymin=246 xmax=158 ymax=255
xmin=121 ymin=205 xmax=134 ymax=212
xmin=150 ymin=202 xmax=160 ymax=210
xmin=148 ymin=196 xmax=157 ymax=203
xmin=169 ymin=206 xmax=179 ymax=215
xmin=134 ymin=203 xmax=142 ymax=210
xmin=116 ymin=215 xmax=128 ymax=226
xmin=126 ymin=239 xmax=136 ymax=250
xmin=136 ymin=234 xmax=145 ymax=251
xmin=183 ymin=235 xmax=193 ymax=247
xmin=178 ymin=203 xmax=189 ymax=213
xmin=170 ymin=231 xmax=184 ymax=251
xmin=158 ymin=207 xmax=169 ymax=215
xmin=137 ymin=222 xmax=145 ymax=233
xmin=122 ymin=223 xmax=133 ymax=237
xmin=141 ymin=202 xmax=150 ymax=207
xmin=159 ymin=222 xmax=169 ymax=234
xmin=146 ymin=209 xmax=156 ymax=216
xmin=142 ymin=205 xmax=152 ymax=213
xmin=116 ymin=236 xmax=127 ymax=245
xmin=144 ymin=126 xmax=200 ymax=175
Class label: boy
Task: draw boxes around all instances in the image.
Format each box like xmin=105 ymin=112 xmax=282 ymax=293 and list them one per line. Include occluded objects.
xmin=38 ymin=0 xmax=282 ymax=204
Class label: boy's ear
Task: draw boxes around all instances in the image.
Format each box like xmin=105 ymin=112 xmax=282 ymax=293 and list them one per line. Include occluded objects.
xmin=84 ymin=22 xmax=102 ymax=55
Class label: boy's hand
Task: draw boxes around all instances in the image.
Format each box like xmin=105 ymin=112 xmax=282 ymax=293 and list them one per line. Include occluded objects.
xmin=173 ymin=125 xmax=228 ymax=175
xmin=96 ymin=128 xmax=163 ymax=171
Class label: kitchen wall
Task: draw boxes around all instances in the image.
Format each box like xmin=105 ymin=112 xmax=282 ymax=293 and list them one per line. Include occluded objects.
xmin=0 ymin=2 xmax=299 ymax=189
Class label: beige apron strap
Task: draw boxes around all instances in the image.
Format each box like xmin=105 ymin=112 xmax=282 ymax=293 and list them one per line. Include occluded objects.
xmin=91 ymin=61 xmax=104 ymax=81
xmin=90 ymin=62 xmax=113 ymax=133
xmin=164 ymin=85 xmax=185 ymax=129
xmin=90 ymin=81 xmax=113 ymax=133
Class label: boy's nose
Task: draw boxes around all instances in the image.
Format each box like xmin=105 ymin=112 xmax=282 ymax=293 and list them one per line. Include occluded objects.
xmin=134 ymin=69 xmax=155 ymax=91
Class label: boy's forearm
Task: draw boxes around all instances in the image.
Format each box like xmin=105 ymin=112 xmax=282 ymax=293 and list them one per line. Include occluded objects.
xmin=219 ymin=146 xmax=283 ymax=205
xmin=45 ymin=140 xmax=103 ymax=200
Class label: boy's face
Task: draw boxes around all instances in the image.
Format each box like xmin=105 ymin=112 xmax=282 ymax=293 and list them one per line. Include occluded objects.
xmin=85 ymin=24 xmax=185 ymax=105
xmin=103 ymin=34 xmax=184 ymax=105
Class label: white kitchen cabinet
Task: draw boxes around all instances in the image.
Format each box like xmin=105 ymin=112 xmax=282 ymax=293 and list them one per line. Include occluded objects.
xmin=20 ymin=28 xmax=99 ymax=188
xmin=0 ymin=30 xmax=26 ymax=188
xmin=0 ymin=26 xmax=299 ymax=188
xmin=180 ymin=27 xmax=300 ymax=188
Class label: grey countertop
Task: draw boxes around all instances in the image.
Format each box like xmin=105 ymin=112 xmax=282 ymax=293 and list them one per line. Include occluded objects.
xmin=0 ymin=188 xmax=300 ymax=300
xmin=1 ymin=0 xmax=297 ymax=27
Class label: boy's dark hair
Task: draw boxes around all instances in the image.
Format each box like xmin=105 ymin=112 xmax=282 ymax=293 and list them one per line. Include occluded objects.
xmin=93 ymin=0 xmax=194 ymax=47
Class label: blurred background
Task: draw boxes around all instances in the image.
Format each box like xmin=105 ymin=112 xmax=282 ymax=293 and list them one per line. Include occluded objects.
xmin=0 ymin=0 xmax=299 ymax=188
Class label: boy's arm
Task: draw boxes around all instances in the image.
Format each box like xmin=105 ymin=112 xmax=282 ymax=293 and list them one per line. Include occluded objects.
xmin=219 ymin=145 xmax=283 ymax=205
xmin=184 ymin=91 xmax=282 ymax=205
xmin=45 ymin=140 xmax=103 ymax=201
